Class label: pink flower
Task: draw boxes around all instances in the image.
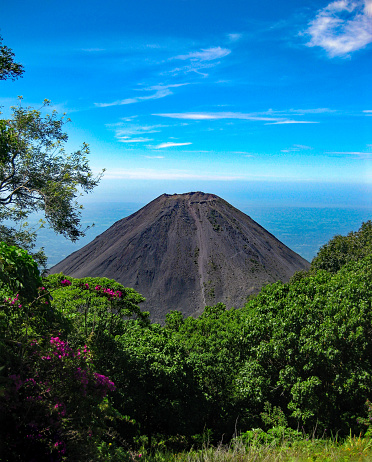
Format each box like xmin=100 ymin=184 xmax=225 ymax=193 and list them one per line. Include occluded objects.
xmin=61 ymin=279 xmax=72 ymax=286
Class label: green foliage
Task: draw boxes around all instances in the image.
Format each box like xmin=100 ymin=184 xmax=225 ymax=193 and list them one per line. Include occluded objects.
xmin=112 ymin=322 xmax=201 ymax=448
xmin=236 ymin=402 xmax=304 ymax=448
xmin=165 ymin=310 xmax=184 ymax=331
xmin=0 ymin=38 xmax=103 ymax=266
xmin=357 ymin=400 xmax=372 ymax=438
xmin=44 ymin=273 xmax=148 ymax=336
xmin=236 ymin=255 xmax=372 ymax=433
xmin=0 ymin=249 xmax=136 ymax=461
xmin=0 ymin=38 xmax=103 ymax=268
xmin=1 ymin=337 xmax=118 ymax=460
xmin=0 ymin=241 xmax=42 ymax=301
xmin=0 ymin=118 xmax=18 ymax=163
xmin=0 ymin=35 xmax=24 ymax=81
xmin=0 ymin=99 xmax=104 ymax=258
xmin=311 ymin=220 xmax=372 ymax=273
xmin=3 ymin=223 xmax=372 ymax=459
xmin=238 ymin=426 xmax=304 ymax=448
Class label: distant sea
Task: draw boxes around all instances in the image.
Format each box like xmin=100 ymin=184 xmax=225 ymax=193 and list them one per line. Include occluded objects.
xmin=34 ymin=200 xmax=372 ymax=269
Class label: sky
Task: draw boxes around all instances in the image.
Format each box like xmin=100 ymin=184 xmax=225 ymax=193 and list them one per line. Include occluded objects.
xmin=0 ymin=0 xmax=371 ymax=206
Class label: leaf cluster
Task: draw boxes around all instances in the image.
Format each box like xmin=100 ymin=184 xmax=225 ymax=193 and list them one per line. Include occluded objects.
xmin=0 ymin=241 xmax=42 ymax=301
xmin=0 ymin=99 xmax=104 ymax=243
xmin=311 ymin=220 xmax=372 ymax=273
xmin=0 ymin=35 xmax=24 ymax=81
xmin=0 ymin=35 xmax=104 ymax=268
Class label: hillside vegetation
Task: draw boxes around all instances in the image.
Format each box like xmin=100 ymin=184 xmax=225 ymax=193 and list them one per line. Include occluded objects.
xmin=1 ymin=221 xmax=372 ymax=461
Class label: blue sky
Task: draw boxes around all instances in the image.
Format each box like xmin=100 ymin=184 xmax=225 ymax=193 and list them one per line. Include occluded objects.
xmin=0 ymin=0 xmax=371 ymax=204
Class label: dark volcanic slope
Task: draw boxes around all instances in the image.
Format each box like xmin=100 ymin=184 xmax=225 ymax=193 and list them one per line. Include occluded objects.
xmin=50 ymin=192 xmax=310 ymax=323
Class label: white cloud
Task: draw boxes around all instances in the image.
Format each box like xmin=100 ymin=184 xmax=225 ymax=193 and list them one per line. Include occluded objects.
xmin=281 ymin=144 xmax=313 ymax=152
xmin=154 ymin=112 xmax=318 ymax=124
xmin=266 ymin=120 xmax=319 ymax=125
xmin=107 ymin=121 xmax=170 ymax=144
xmin=365 ymin=0 xmax=372 ymax=15
xmin=112 ymin=124 xmax=166 ymax=136
xmin=154 ymin=112 xmax=285 ymax=121
xmin=103 ymin=168 xmax=243 ymax=181
xmin=325 ymin=144 xmax=372 ymax=156
xmin=95 ymin=84 xmax=188 ymax=107
xmin=227 ymin=33 xmax=243 ymax=42
xmin=95 ymin=89 xmax=170 ymax=107
xmin=326 ymin=151 xmax=372 ymax=158
xmin=155 ymin=142 xmax=192 ymax=149
xmin=144 ymin=155 xmax=164 ymax=159
xmin=174 ymin=47 xmax=231 ymax=61
xmin=81 ymin=48 xmax=105 ymax=52
xmin=167 ymin=46 xmax=231 ymax=77
xmin=155 ymin=113 xmax=220 ymax=120
xmin=305 ymin=0 xmax=372 ymax=57
xmin=117 ymin=137 xmax=153 ymax=143
xmin=287 ymin=108 xmax=335 ymax=114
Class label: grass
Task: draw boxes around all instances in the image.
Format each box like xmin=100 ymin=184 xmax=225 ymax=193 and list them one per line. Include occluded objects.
xmin=127 ymin=436 xmax=372 ymax=462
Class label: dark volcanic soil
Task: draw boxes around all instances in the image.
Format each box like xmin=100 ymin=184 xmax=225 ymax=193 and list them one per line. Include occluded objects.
xmin=50 ymin=192 xmax=310 ymax=323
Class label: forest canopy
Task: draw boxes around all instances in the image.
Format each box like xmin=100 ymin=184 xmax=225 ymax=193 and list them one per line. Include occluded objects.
xmin=1 ymin=221 xmax=372 ymax=460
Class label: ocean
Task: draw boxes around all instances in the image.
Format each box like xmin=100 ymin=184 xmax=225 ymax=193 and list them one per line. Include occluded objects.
xmin=35 ymin=200 xmax=372 ymax=269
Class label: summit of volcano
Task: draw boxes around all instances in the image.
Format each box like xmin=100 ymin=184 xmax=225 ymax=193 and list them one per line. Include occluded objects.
xmin=50 ymin=192 xmax=310 ymax=323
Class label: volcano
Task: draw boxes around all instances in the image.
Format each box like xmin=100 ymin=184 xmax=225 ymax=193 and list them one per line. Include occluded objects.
xmin=50 ymin=192 xmax=310 ymax=322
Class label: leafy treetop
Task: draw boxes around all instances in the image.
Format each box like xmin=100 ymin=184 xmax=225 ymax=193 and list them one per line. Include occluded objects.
xmin=311 ymin=220 xmax=372 ymax=273
xmin=0 ymin=36 xmax=104 ymax=264
xmin=0 ymin=98 xmax=104 ymax=242
xmin=0 ymin=35 xmax=24 ymax=81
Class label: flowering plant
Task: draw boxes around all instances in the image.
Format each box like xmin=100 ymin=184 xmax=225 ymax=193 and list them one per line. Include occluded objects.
xmin=2 ymin=334 xmax=117 ymax=460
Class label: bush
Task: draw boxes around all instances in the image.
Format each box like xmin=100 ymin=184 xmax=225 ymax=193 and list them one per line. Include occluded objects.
xmin=0 ymin=241 xmax=42 ymax=301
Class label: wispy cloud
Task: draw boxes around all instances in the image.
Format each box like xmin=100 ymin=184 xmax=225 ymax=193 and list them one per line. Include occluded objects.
xmin=168 ymin=46 xmax=231 ymax=77
xmin=227 ymin=33 xmax=243 ymax=42
xmin=173 ymin=47 xmax=231 ymax=61
xmin=266 ymin=120 xmax=319 ymax=125
xmin=95 ymin=83 xmax=188 ymax=107
xmin=155 ymin=142 xmax=192 ymax=149
xmin=107 ymin=123 xmax=167 ymax=143
xmin=154 ymin=111 xmax=317 ymax=124
xmin=117 ymin=137 xmax=153 ymax=143
xmin=111 ymin=124 xmax=166 ymax=136
xmin=95 ymin=88 xmax=169 ymax=107
xmin=144 ymin=155 xmax=165 ymax=159
xmin=81 ymin=48 xmax=105 ymax=52
xmin=304 ymin=0 xmax=372 ymax=57
xmin=326 ymin=150 xmax=372 ymax=157
xmin=154 ymin=112 xmax=284 ymax=121
xmin=102 ymin=168 xmax=301 ymax=181
xmin=104 ymin=168 xmax=242 ymax=181
xmin=286 ymin=108 xmax=335 ymax=114
xmin=281 ymin=144 xmax=313 ymax=152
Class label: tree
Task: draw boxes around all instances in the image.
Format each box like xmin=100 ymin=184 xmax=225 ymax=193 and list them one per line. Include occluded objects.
xmin=311 ymin=220 xmax=372 ymax=273
xmin=0 ymin=35 xmax=24 ymax=81
xmin=0 ymin=99 xmax=103 ymax=236
xmin=0 ymin=36 xmax=104 ymax=265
